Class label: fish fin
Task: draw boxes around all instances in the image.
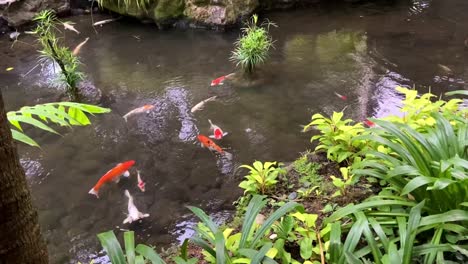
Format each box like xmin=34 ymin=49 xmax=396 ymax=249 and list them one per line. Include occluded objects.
xmin=139 ymin=213 xmax=150 ymax=218
xmin=123 ymin=216 xmax=132 ymax=224
xmin=209 ymin=135 xmax=216 ymax=139
xmin=124 ymin=189 xmax=131 ymax=198
xmin=123 ymin=171 xmax=130 ymax=177
xmin=208 ymin=119 xmax=214 ymax=129
xmin=113 ymin=177 xmax=120 ymax=183
xmin=223 ymin=132 xmax=228 ymax=137
xmin=88 ymin=188 xmax=99 ymax=198
xmin=200 ymin=143 xmax=204 ymax=148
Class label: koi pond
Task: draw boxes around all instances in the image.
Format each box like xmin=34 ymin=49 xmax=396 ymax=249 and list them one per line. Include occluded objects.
xmin=1 ymin=0 xmax=467 ymax=262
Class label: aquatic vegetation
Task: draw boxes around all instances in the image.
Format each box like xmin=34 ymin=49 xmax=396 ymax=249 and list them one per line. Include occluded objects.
xmin=188 ymin=195 xmax=301 ymax=263
xmin=6 ymin=102 xmax=110 ymax=147
xmin=97 ymin=0 xmax=151 ymax=12
xmin=230 ymin=14 xmax=276 ymax=74
xmin=238 ymin=161 xmax=286 ymax=195
xmin=32 ymin=10 xmax=84 ymax=100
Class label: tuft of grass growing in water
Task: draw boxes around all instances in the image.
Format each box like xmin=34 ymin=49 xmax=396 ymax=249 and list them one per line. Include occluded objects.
xmin=32 ymin=10 xmax=84 ymax=100
xmin=230 ymin=14 xmax=276 ymax=74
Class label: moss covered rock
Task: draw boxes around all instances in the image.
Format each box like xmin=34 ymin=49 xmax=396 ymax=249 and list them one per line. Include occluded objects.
xmin=99 ymin=0 xmax=259 ymax=27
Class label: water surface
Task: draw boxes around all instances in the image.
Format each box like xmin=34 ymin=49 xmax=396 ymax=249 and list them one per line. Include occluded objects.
xmin=1 ymin=0 xmax=467 ymax=262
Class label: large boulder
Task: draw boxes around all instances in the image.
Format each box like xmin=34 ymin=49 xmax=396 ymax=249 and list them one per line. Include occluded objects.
xmin=100 ymin=0 xmax=258 ymax=28
xmin=0 ymin=0 xmax=69 ymax=27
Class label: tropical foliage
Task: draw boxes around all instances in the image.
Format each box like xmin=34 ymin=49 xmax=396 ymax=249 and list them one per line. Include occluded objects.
xmin=238 ymin=161 xmax=286 ymax=195
xmin=32 ymin=10 xmax=84 ymax=100
xmin=7 ymin=102 xmax=110 ymax=147
xmin=230 ymin=14 xmax=276 ymax=74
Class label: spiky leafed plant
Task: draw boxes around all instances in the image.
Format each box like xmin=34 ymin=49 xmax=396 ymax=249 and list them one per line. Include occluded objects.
xmin=96 ymin=0 xmax=151 ymax=12
xmin=230 ymin=14 xmax=276 ymax=75
xmin=7 ymin=102 xmax=110 ymax=147
xmin=32 ymin=10 xmax=84 ymax=100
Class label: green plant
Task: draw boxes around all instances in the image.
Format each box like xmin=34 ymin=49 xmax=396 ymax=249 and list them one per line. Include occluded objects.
xmin=355 ymin=113 xmax=467 ymax=213
xmin=330 ymin=167 xmax=354 ymax=197
xmin=7 ymin=102 xmax=110 ymax=146
xmin=188 ymin=195 xmax=302 ymax=264
xmin=97 ymin=230 xmax=167 ymax=264
xmin=32 ymin=10 xmax=84 ymax=100
xmin=294 ymin=155 xmax=322 ymax=187
xmin=97 ymin=0 xmax=150 ymax=12
xmin=304 ymin=112 xmax=368 ymax=164
xmin=325 ymin=200 xmax=468 ymax=264
xmin=239 ymin=161 xmax=286 ymax=195
xmin=230 ymin=14 xmax=276 ymax=74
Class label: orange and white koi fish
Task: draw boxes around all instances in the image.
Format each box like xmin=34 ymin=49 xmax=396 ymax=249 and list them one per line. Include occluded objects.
xmin=208 ymin=119 xmax=228 ymax=140
xmin=123 ymin=190 xmax=149 ymax=224
xmin=334 ymin=92 xmax=347 ymax=101
xmin=137 ymin=170 xmax=145 ymax=192
xmin=88 ymin=160 xmax=135 ymax=198
xmin=123 ymin=104 xmax=155 ymax=122
xmin=191 ymin=96 xmax=217 ymax=113
xmin=363 ymin=119 xmax=376 ymax=127
xmin=63 ymin=22 xmax=80 ymax=34
xmin=198 ymin=134 xmax=232 ymax=159
xmin=72 ymin=37 xmax=89 ymax=55
xmin=210 ymin=73 xmax=236 ymax=86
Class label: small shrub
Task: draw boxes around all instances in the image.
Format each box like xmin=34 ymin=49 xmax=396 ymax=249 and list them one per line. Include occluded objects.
xmin=230 ymin=14 xmax=276 ymax=74
xmin=238 ymin=161 xmax=286 ymax=195
xmin=293 ymin=155 xmax=322 ymax=187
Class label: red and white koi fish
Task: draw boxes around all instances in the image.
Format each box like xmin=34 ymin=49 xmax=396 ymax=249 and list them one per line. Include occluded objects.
xmin=72 ymin=37 xmax=89 ymax=56
xmin=137 ymin=170 xmax=145 ymax=192
xmin=210 ymin=73 xmax=236 ymax=86
xmin=363 ymin=119 xmax=376 ymax=127
xmin=334 ymin=92 xmax=347 ymax=101
xmin=198 ymin=134 xmax=232 ymax=159
xmin=123 ymin=190 xmax=149 ymax=224
xmin=208 ymin=119 xmax=228 ymax=140
xmin=123 ymin=104 xmax=155 ymax=122
xmin=63 ymin=22 xmax=80 ymax=34
xmin=88 ymin=160 xmax=135 ymax=198
xmin=191 ymin=96 xmax=217 ymax=113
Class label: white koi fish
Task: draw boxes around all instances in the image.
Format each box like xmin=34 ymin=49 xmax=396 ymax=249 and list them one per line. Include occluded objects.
xmin=63 ymin=22 xmax=80 ymax=34
xmin=123 ymin=190 xmax=149 ymax=224
xmin=208 ymin=119 xmax=228 ymax=140
xmin=72 ymin=37 xmax=89 ymax=55
xmin=93 ymin=17 xmax=120 ymax=26
xmin=123 ymin=104 xmax=155 ymax=122
xmin=191 ymin=96 xmax=217 ymax=113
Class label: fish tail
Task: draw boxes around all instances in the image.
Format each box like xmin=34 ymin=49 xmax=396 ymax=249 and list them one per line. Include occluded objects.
xmin=225 ymin=73 xmax=236 ymax=79
xmin=88 ymin=188 xmax=99 ymax=198
xmin=123 ymin=115 xmax=128 ymax=122
xmin=124 ymin=189 xmax=131 ymax=198
xmin=208 ymin=119 xmax=214 ymax=127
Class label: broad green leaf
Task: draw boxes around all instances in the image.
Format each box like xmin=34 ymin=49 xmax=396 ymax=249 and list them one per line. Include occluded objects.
xmin=124 ymin=231 xmax=135 ymax=264
xmin=97 ymin=231 xmax=126 ymax=264
xmin=300 ymin=237 xmax=313 ymax=260
xmin=11 ymin=129 xmax=39 ymax=147
xmin=135 ymin=244 xmax=166 ymax=264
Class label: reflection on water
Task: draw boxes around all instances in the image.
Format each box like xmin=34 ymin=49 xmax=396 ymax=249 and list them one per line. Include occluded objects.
xmin=1 ymin=0 xmax=468 ymax=262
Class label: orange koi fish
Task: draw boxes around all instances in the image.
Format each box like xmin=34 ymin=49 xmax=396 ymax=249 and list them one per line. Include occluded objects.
xmin=208 ymin=119 xmax=228 ymax=140
xmin=334 ymin=92 xmax=347 ymax=101
xmin=210 ymin=73 xmax=235 ymax=86
xmin=88 ymin=160 xmax=135 ymax=198
xmin=123 ymin=104 xmax=155 ymax=122
xmin=197 ymin=134 xmax=232 ymax=160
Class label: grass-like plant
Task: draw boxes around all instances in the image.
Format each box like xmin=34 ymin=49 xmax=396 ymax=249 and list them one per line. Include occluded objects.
xmin=96 ymin=0 xmax=150 ymax=12
xmin=230 ymin=14 xmax=276 ymax=74
xmin=32 ymin=10 xmax=84 ymax=100
xmin=355 ymin=113 xmax=467 ymax=213
xmin=7 ymin=102 xmax=110 ymax=147
xmin=188 ymin=195 xmax=302 ymax=264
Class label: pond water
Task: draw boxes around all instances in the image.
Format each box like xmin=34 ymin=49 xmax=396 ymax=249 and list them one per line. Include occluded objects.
xmin=1 ymin=0 xmax=467 ymax=263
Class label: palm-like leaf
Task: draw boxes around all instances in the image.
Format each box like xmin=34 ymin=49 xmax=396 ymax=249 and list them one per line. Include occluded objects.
xmin=7 ymin=102 xmax=110 ymax=146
